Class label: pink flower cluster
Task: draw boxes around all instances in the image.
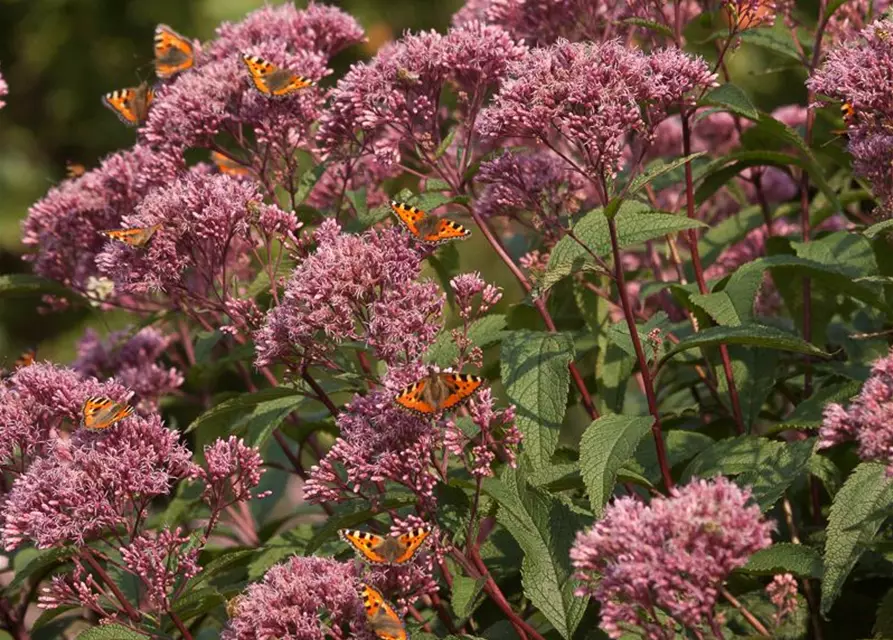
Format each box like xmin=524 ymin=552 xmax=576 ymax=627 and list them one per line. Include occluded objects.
xmin=445 ymin=388 xmax=521 ymax=477
xmin=766 ymin=573 xmax=799 ymax=625
xmin=819 ymin=347 xmax=893 ymax=473
xmin=198 ymin=435 xmax=267 ymax=507
xmin=571 ymin=476 xmax=774 ymax=639
xmin=120 ymin=527 xmax=201 ymax=610
xmin=0 ymin=67 xmax=7 ymax=109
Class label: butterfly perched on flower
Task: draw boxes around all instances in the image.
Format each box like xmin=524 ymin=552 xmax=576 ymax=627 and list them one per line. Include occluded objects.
xmin=241 ymin=54 xmax=314 ymax=97
xmin=154 ymin=24 xmax=195 ymax=79
xmin=211 ymin=151 xmax=252 ymax=177
xmin=102 ymin=82 xmax=154 ymax=127
xmin=390 ymin=200 xmax=471 ymax=245
xmin=394 ymin=371 xmax=482 ymax=416
xmin=81 ymin=396 xmax=134 ymax=431
xmin=841 ymin=102 xmax=856 ymax=126
xmin=361 ymin=584 xmax=408 ymax=640
xmin=339 ymin=526 xmax=432 ymax=565
xmin=65 ymin=162 xmax=86 ymax=179
xmin=0 ymin=348 xmax=36 ymax=380
xmin=99 ymin=224 xmax=162 ymax=248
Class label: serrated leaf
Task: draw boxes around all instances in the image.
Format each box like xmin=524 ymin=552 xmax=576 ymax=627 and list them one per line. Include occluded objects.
xmin=76 ymin=625 xmax=146 ymax=640
xmin=245 ymin=259 xmax=296 ymax=299
xmin=434 ymin=129 xmax=458 ymax=160
xmin=822 ymin=462 xmax=893 ymax=614
xmin=346 ymin=187 xmax=368 ymax=219
xmin=185 ymin=387 xmax=302 ymax=435
xmin=425 ymin=314 xmax=507 ymax=367
xmin=620 ymin=16 xmax=674 ymax=37
xmin=739 ymin=25 xmax=803 ymax=61
xmin=9 ymin=546 xmax=76 ymax=591
xmin=737 ymin=438 xmax=814 ymax=510
xmin=690 ymin=262 xmax=765 ymax=326
xmin=184 ymin=548 xmax=255 ymax=592
xmin=539 ymin=203 xmax=706 ymax=291
xmin=607 ymin=311 xmax=669 ymax=361
xmin=741 ymin=543 xmax=823 ymax=579
xmin=294 ymin=164 xmax=327 ymax=204
xmin=701 ymin=84 xmax=760 ymax=121
xmin=694 ymin=150 xmax=801 ymax=205
xmin=631 ymin=430 xmax=715 ymax=485
xmin=874 ymin=588 xmax=893 ymax=638
xmin=425 ymin=178 xmax=452 ymax=192
xmin=500 ymin=331 xmax=574 ymax=470
xmin=864 ymin=218 xmax=893 ymax=239
xmin=683 ymin=435 xmax=781 ymax=481
xmin=482 ymin=467 xmax=589 ymax=639
xmin=451 ymin=574 xmax=487 ymax=619
xmin=627 ymin=153 xmax=706 ymax=196
xmin=580 ymin=414 xmax=654 ymax=514
xmin=248 ymin=524 xmax=313 ymax=580
xmin=170 ymin=587 xmax=226 ymax=622
xmin=660 ymin=324 xmax=827 ymax=365
xmin=769 ymin=381 xmax=862 ymax=433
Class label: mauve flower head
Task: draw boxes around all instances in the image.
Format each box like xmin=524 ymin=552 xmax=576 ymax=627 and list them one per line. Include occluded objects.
xmin=0 ymin=67 xmax=7 ymax=109
xmin=478 ymin=40 xmax=716 ymax=179
xmin=571 ymin=476 xmax=774 ymax=639
xmin=222 ymin=556 xmax=365 ymax=640
xmin=306 ymin=153 xmax=400 ymax=211
xmin=448 ymin=387 xmax=521 ymax=477
xmin=450 ymin=271 xmax=502 ymax=323
xmin=819 ymin=347 xmax=893 ymax=474
xmin=766 ymin=573 xmax=799 ymax=625
xmin=317 ymin=22 xmax=525 ymax=166
xmin=826 ymin=0 xmax=891 ymax=42
xmin=304 ymin=364 xmax=439 ymax=509
xmin=21 ymin=145 xmax=178 ymax=300
xmin=73 ymin=327 xmax=183 ymax=410
xmin=255 ymin=220 xmax=443 ymax=368
xmin=95 ymin=168 xmax=272 ymax=301
xmin=0 ymin=363 xmax=129 ymax=470
xmin=199 ymin=436 xmax=267 ymax=507
xmin=38 ymin=561 xmax=103 ymax=612
xmin=2 ymin=411 xmax=195 ymax=550
xmin=120 ymin=527 xmax=200 ymax=610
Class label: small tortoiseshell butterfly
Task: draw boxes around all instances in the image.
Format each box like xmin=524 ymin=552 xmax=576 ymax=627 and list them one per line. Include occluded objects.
xmin=102 ymin=82 xmax=154 ymax=126
xmin=339 ymin=526 xmax=432 ymax=565
xmin=211 ymin=151 xmax=252 ymax=177
xmin=841 ymin=102 xmax=856 ymax=126
xmin=394 ymin=372 xmax=482 ymax=416
xmin=99 ymin=224 xmax=161 ymax=248
xmin=14 ymin=349 xmax=36 ymax=369
xmin=66 ymin=162 xmax=86 ymax=179
xmin=154 ymin=24 xmax=195 ymax=78
xmin=241 ymin=54 xmax=314 ymax=97
xmin=361 ymin=584 xmax=408 ymax=640
xmin=390 ymin=201 xmax=471 ymax=245
xmin=81 ymin=396 xmax=134 ymax=431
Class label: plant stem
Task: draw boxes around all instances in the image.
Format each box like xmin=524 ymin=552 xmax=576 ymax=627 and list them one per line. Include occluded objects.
xmin=81 ymin=549 xmax=141 ymax=623
xmin=721 ymin=587 xmax=770 ymax=637
xmin=606 ymin=217 xmax=673 ymax=490
xmin=169 ymin=610 xmax=194 ymax=640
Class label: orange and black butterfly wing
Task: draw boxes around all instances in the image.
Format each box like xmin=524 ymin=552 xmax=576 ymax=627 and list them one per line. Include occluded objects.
xmin=154 ymin=24 xmax=195 ymax=78
xmin=14 ymin=348 xmax=36 ymax=369
xmin=241 ymin=55 xmax=276 ymax=95
xmin=421 ymin=218 xmax=471 ymax=245
xmin=267 ymin=69 xmax=314 ymax=96
xmin=211 ymin=151 xmax=251 ymax=176
xmin=102 ymin=82 xmax=153 ymax=126
xmin=66 ymin=162 xmax=86 ymax=179
xmin=339 ymin=529 xmax=391 ymax=564
xmin=100 ymin=224 xmax=160 ymax=247
xmin=394 ymin=376 xmax=438 ymax=415
xmin=81 ymin=396 xmax=134 ymax=430
xmin=438 ymin=373 xmax=483 ymax=411
xmin=362 ymin=584 xmax=408 ymax=640
xmin=390 ymin=201 xmax=426 ymax=239
xmin=391 ymin=526 xmax=432 ymax=564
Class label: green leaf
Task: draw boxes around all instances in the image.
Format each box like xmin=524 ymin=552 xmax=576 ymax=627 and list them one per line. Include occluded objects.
xmin=538 ymin=203 xmax=706 ymax=291
xmin=875 ymin=588 xmax=893 ymax=639
xmin=482 ymin=467 xmax=589 ymax=639
xmin=768 ymin=381 xmax=862 ymax=434
xmin=737 ymin=438 xmax=814 ymax=510
xmin=631 ymin=430 xmax=715 ymax=485
xmin=346 ymin=187 xmax=368 ymax=219
xmin=683 ymin=435 xmax=781 ymax=481
xmin=425 ymin=178 xmax=452 ymax=192
xmin=690 ymin=263 xmax=765 ymax=326
xmin=170 ymin=587 xmax=226 ymax=622
xmin=739 ymin=24 xmax=803 ymax=62
xmin=245 ymin=259 xmax=295 ymax=299
xmin=627 ymin=153 xmax=706 ymax=196
xmin=76 ymin=626 xmax=147 ymax=640
xmin=451 ymin=574 xmax=487 ymax=619
xmin=425 ymin=314 xmax=507 ymax=367
xmin=500 ymin=331 xmax=574 ymax=470
xmin=741 ymin=543 xmax=823 ymax=579
xmin=9 ymin=546 xmax=75 ymax=591
xmin=580 ymin=414 xmax=654 ymax=514
xmin=185 ymin=387 xmax=302 ymax=436
xmin=864 ymin=218 xmax=893 ymax=239
xmin=620 ymin=16 xmax=674 ymax=37
xmin=694 ymin=150 xmax=801 ymax=205
xmin=294 ymin=164 xmax=327 ymax=204
xmin=184 ymin=548 xmax=255 ymax=592
xmin=607 ymin=311 xmax=669 ymax=361
xmin=661 ymin=324 xmax=827 ymax=365
xmin=822 ymin=462 xmax=893 ymax=614
xmin=31 ymin=605 xmax=77 ymax=630
xmin=248 ymin=524 xmax=313 ymax=580
xmin=701 ymin=84 xmax=760 ymax=121
xmin=0 ymin=274 xmax=74 ymax=299
xmin=434 ymin=129 xmax=458 ymax=160
xmin=305 ymin=495 xmax=419 ymax=555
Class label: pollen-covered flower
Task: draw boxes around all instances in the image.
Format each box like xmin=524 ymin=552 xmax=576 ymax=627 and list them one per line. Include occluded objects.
xmin=222 ymin=556 xmax=363 ymax=640
xmin=571 ymin=476 xmax=774 ymax=639
xmin=120 ymin=527 xmax=201 ymax=610
xmin=766 ymin=573 xmax=799 ymax=625
xmin=826 ymin=0 xmax=891 ymax=42
xmin=478 ymin=40 xmax=716 ymax=180
xmin=199 ymin=436 xmax=266 ymax=507
xmin=819 ymin=348 xmax=893 ymax=474
xmin=255 ymin=220 xmax=443 ymax=368
xmin=73 ymin=327 xmax=183 ymax=410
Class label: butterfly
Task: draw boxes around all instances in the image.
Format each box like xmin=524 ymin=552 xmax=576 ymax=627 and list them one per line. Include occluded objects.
xmin=81 ymin=396 xmax=134 ymax=431
xmin=841 ymin=102 xmax=856 ymax=126
xmin=14 ymin=348 xmax=36 ymax=369
xmin=102 ymin=81 xmax=154 ymax=126
xmin=394 ymin=372 xmax=483 ymax=416
xmin=361 ymin=584 xmax=408 ymax=640
xmin=389 ymin=201 xmax=471 ymax=245
xmin=66 ymin=162 xmax=86 ymax=179
xmin=241 ymin=54 xmax=314 ymax=97
xmin=726 ymin=0 xmax=774 ymax=30
xmin=154 ymin=24 xmax=195 ymax=78
xmin=211 ymin=151 xmax=252 ymax=176
xmin=339 ymin=526 xmax=432 ymax=565
xmin=99 ymin=224 xmax=162 ymax=248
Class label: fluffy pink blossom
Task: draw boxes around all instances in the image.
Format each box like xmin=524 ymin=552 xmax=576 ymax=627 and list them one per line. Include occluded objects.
xmin=199 ymin=436 xmax=267 ymax=507
xmin=766 ymin=573 xmax=799 ymax=625
xmin=819 ymin=348 xmax=893 ymax=474
xmin=1 ymin=411 xmax=195 ymax=550
xmin=826 ymin=0 xmax=891 ymax=42
xmin=255 ymin=220 xmax=443 ymax=368
xmin=73 ymin=327 xmax=183 ymax=410
xmin=120 ymin=527 xmax=201 ymax=610
xmin=222 ymin=556 xmax=365 ymax=640
xmin=571 ymin=476 xmax=774 ymax=639
xmin=0 ymin=67 xmax=7 ymax=109
xmin=478 ymin=40 xmax=716 ymax=180
xmin=446 ymin=388 xmax=521 ymax=477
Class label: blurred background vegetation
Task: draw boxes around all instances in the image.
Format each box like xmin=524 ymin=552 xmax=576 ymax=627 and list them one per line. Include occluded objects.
xmin=0 ymin=0 xmax=806 ymax=363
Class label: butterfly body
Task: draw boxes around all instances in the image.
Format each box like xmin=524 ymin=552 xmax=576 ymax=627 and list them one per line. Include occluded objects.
xmin=99 ymin=224 xmax=161 ymax=248
xmin=81 ymin=396 xmax=134 ymax=431
xmin=241 ymin=54 xmax=314 ymax=97
xmin=361 ymin=584 xmax=408 ymax=640
xmin=394 ymin=372 xmax=482 ymax=415
xmin=390 ymin=201 xmax=471 ymax=245
xmin=339 ymin=526 xmax=431 ymax=564
xmin=841 ymin=102 xmax=855 ymax=126
xmin=102 ymin=82 xmax=154 ymax=126
xmin=154 ymin=24 xmax=195 ymax=78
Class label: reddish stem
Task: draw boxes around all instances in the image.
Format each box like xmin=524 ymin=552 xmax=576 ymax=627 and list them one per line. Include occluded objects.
xmin=81 ymin=549 xmax=141 ymax=623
